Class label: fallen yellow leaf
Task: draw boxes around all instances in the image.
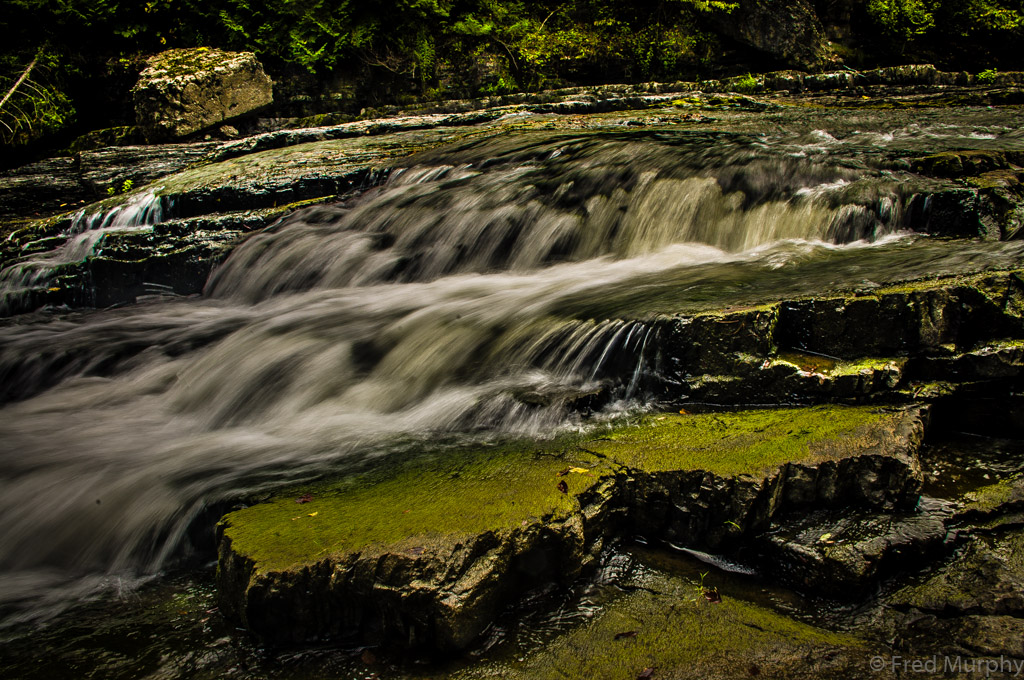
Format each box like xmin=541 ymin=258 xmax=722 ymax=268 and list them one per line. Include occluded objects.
xmin=569 ymin=467 xmax=589 ymax=474
xmin=308 ymin=511 xmax=318 ymax=517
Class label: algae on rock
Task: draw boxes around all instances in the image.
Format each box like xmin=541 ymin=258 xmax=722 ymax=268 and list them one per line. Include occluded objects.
xmin=217 ymin=405 xmax=925 ymax=651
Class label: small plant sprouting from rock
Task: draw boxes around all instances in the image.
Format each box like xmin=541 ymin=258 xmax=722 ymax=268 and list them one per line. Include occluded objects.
xmin=733 ymin=73 xmax=759 ymax=93
xmin=977 ymin=68 xmax=998 ymax=83
xmin=688 ymin=570 xmax=723 ymax=605
xmin=106 ymin=178 xmax=135 ymax=196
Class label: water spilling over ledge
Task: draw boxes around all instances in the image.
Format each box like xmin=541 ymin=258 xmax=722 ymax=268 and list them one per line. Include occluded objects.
xmin=0 ymin=90 xmax=1023 ymax=679
xmin=0 ymin=191 xmax=166 ymax=313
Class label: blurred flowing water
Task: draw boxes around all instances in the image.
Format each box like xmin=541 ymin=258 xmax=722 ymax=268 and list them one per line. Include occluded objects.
xmin=2 ymin=111 xmax=1024 ymax=627
xmin=0 ymin=191 xmax=166 ymax=304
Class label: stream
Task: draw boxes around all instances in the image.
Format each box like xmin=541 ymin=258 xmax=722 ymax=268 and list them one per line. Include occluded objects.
xmin=1 ymin=102 xmax=1024 ymax=674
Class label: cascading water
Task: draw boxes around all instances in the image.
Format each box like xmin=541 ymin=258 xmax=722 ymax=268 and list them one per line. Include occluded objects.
xmin=0 ymin=191 xmax=166 ymax=314
xmin=205 ymin=134 xmax=911 ymax=302
xmin=1 ymin=123 xmax=1022 ymax=627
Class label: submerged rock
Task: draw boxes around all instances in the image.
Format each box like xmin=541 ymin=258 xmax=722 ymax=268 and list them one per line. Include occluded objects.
xmin=217 ymin=405 xmax=924 ymax=650
xmin=955 ymin=476 xmax=1024 ymax=524
xmin=133 ymin=48 xmax=273 ymax=140
xmin=450 ymin=560 xmax=874 ymax=680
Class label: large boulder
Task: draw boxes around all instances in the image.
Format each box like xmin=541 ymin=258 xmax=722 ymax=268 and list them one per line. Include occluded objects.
xmin=132 ymin=48 xmax=273 ymax=140
xmin=715 ymin=0 xmax=835 ymax=71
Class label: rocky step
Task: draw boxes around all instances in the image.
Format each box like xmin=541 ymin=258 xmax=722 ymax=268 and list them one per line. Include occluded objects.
xmin=3 ymin=105 xmax=1023 ymax=317
xmin=889 ymin=527 xmax=1024 ymax=618
xmin=0 ymin=200 xmax=336 ymax=314
xmin=871 ymin=519 xmax=1024 ymax=670
xmin=954 ymin=476 xmax=1024 ymax=527
xmin=4 ymin=267 xmax=1024 ymax=412
xmin=758 ymin=496 xmax=954 ymax=596
xmin=643 ymin=270 xmax=1024 ymax=406
xmin=3 ymin=61 xmax=1022 ymax=231
xmin=216 ymin=404 xmax=924 ymax=651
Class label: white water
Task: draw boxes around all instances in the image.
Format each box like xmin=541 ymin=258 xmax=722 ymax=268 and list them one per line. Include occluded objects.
xmin=0 ymin=191 xmax=165 ymax=310
xmin=0 ymin=127 xmax=980 ymax=625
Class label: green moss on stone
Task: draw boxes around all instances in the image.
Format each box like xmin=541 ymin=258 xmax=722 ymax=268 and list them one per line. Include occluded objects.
xmin=222 ymin=406 xmax=906 ymax=575
xmin=458 ymin=569 xmax=861 ymax=680
xmin=831 ymin=357 xmax=905 ymax=376
xmin=890 ymin=529 xmax=1024 ymax=614
xmin=66 ymin=126 xmax=141 ymax=154
xmin=586 ymin=405 xmax=897 ymax=476
xmin=772 ymin=350 xmax=902 ymax=377
xmin=221 ymin=441 xmax=613 ymax=574
xmin=961 ymin=475 xmax=1024 ymax=514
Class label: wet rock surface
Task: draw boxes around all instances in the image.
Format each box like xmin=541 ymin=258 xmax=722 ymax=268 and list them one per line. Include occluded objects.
xmin=217 ymin=405 xmax=924 ymax=650
xmin=1 ymin=68 xmax=1023 ymax=318
xmin=1 ymin=68 xmax=1024 ymax=680
xmin=759 ymin=496 xmax=953 ymax=596
xmin=890 ymin=528 xmax=1024 ymax=617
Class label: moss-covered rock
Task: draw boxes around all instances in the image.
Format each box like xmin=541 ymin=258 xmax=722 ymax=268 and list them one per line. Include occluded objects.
xmin=951 ymin=476 xmax=1024 ymax=530
xmin=641 ymin=271 xmax=1024 ymax=405
xmin=451 ymin=566 xmax=869 ymax=680
xmin=66 ymin=126 xmax=144 ymax=154
xmin=912 ymin=150 xmax=1024 ymax=179
xmin=890 ymin=528 xmax=1024 ymax=616
xmin=132 ymin=48 xmax=273 ymax=140
xmin=774 ymin=273 xmax=1024 ymax=359
xmin=217 ymin=404 xmax=924 ymax=650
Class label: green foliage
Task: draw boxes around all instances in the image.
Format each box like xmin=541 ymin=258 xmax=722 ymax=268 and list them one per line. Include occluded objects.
xmin=0 ymin=50 xmax=75 ymax=146
xmin=867 ymin=0 xmax=935 ymax=44
xmin=977 ymin=67 xmax=998 ymax=82
xmin=106 ymin=178 xmax=135 ymax=196
xmin=457 ymin=0 xmax=736 ymax=88
xmin=1 ymin=0 xmax=1022 ymax=148
xmin=731 ymin=73 xmax=759 ymax=93
xmin=867 ymin=0 xmax=1024 ymax=61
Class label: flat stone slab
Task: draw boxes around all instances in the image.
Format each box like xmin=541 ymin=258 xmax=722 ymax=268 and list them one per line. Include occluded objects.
xmin=450 ymin=559 xmax=872 ymax=680
xmin=217 ymin=405 xmax=924 ymax=650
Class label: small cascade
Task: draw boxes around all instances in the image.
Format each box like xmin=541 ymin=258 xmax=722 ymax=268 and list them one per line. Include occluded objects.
xmin=3 ymin=115 xmax=1024 ymax=628
xmin=205 ymin=135 xmax=916 ymax=303
xmin=0 ymin=191 xmax=165 ymax=313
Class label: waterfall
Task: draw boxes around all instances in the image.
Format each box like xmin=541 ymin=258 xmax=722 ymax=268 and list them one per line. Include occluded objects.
xmin=0 ymin=126 xmax=993 ymax=626
xmin=0 ymin=191 xmax=166 ymax=313
xmin=205 ymin=135 xmax=912 ymax=302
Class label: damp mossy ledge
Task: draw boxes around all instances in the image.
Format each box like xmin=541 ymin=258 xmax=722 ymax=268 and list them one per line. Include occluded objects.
xmin=217 ymin=404 xmax=925 ymax=650
xmin=219 ymin=441 xmax=613 ymax=575
xmin=463 ymin=569 xmax=867 ymax=680
xmin=590 ymin=405 xmax=903 ymax=475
